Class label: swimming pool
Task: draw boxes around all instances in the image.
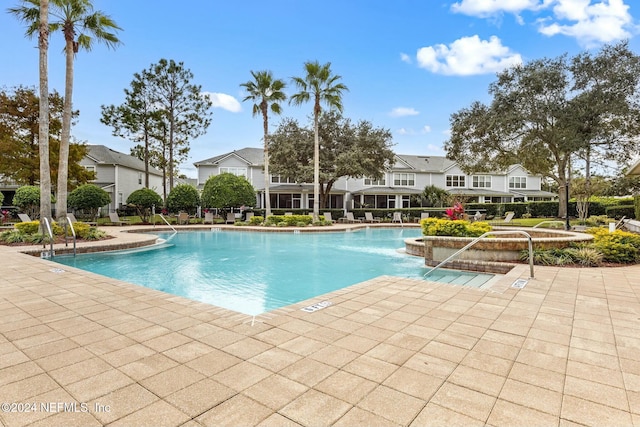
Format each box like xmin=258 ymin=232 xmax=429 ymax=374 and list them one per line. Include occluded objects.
xmin=54 ymin=228 xmax=492 ymax=315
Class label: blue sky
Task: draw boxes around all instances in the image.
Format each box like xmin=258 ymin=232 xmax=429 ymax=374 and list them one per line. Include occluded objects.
xmin=1 ymin=0 xmax=639 ymax=177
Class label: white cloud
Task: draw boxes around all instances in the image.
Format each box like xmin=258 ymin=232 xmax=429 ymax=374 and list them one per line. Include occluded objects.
xmin=451 ymin=0 xmax=549 ymax=17
xmin=422 ymin=125 xmax=432 ymax=134
xmin=389 ymin=107 xmax=420 ymax=117
xmin=538 ymin=0 xmax=633 ymax=46
xmin=416 ymin=35 xmax=522 ymax=76
xmin=203 ymin=92 xmax=242 ymax=112
xmin=400 ymin=53 xmax=412 ymax=64
xmin=426 ymin=143 xmax=444 ymax=152
xmin=397 ymin=128 xmax=410 ymax=135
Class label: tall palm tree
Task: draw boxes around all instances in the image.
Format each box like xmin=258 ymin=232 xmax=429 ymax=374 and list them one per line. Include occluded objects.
xmin=240 ymin=70 xmax=287 ymax=217
xmin=39 ymin=0 xmax=51 ymax=223
xmin=290 ymin=61 xmax=348 ymax=220
xmin=10 ymin=0 xmax=121 ymax=221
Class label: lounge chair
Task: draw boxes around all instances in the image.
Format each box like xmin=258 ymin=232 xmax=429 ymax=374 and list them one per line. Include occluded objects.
xmin=492 ymin=211 xmax=515 ymax=225
xmin=177 ymin=212 xmax=190 ymax=225
xmin=67 ymin=212 xmax=97 ymax=226
xmin=108 ymin=212 xmax=130 ymax=225
xmin=225 ymin=212 xmax=235 ymax=224
xmin=18 ymin=213 xmax=32 ymax=222
xmin=203 ymin=212 xmax=214 ymax=224
xmin=420 ymin=212 xmax=430 ymax=221
xmin=339 ymin=212 xmax=361 ymax=223
xmin=245 ymin=212 xmax=254 ymax=222
xmin=284 ymin=212 xmax=293 ymax=216
xmin=391 ymin=212 xmax=403 ymax=224
xmin=323 ymin=212 xmax=336 ymax=223
xmin=364 ymin=212 xmax=381 ymax=223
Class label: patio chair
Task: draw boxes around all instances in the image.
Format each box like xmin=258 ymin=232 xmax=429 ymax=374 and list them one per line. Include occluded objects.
xmin=225 ymin=212 xmax=235 ymax=224
xmin=345 ymin=212 xmax=362 ymax=223
xmin=391 ymin=212 xmax=403 ymax=224
xmin=284 ymin=212 xmax=293 ymax=216
xmin=203 ymin=211 xmax=214 ymax=224
xmin=420 ymin=212 xmax=430 ymax=221
xmin=18 ymin=213 xmax=32 ymax=222
xmin=323 ymin=212 xmax=336 ymax=223
xmin=177 ymin=212 xmax=190 ymax=225
xmin=491 ymin=211 xmax=515 ymax=225
xmin=364 ymin=212 xmax=381 ymax=223
xmin=66 ymin=212 xmax=97 ymax=226
xmin=245 ymin=212 xmax=254 ymax=222
xmin=108 ymin=212 xmax=130 ymax=225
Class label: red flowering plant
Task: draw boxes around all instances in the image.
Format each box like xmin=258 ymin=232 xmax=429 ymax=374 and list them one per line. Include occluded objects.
xmin=445 ymin=202 xmax=465 ymax=220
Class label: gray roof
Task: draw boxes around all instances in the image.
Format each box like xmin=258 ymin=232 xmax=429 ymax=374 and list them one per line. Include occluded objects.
xmin=352 ymin=187 xmax=423 ymax=195
xmin=447 ymin=188 xmax=514 ymax=197
xmin=510 ymin=190 xmax=557 ymax=197
xmin=86 ymin=145 xmax=162 ymax=176
xmin=393 ymin=155 xmax=455 ymax=172
xmin=194 ymin=147 xmax=264 ymax=166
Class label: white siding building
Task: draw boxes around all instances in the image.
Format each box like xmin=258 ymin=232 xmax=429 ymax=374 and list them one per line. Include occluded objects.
xmin=194 ymin=148 xmax=555 ymax=210
xmin=81 ymin=145 xmax=164 ymax=213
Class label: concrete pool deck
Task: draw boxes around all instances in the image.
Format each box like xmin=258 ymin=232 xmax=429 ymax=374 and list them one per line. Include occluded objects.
xmin=1 ymin=224 xmax=639 ymax=426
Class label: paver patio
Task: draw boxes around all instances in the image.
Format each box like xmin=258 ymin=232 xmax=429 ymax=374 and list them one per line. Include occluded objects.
xmin=0 ymin=225 xmax=639 ymax=426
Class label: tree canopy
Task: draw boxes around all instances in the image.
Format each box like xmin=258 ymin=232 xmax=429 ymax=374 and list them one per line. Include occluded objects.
xmin=269 ymin=111 xmax=395 ymax=208
xmin=0 ymin=86 xmax=94 ymax=187
xmin=67 ymin=184 xmax=110 ymax=220
xmin=445 ymin=41 xmax=640 ymax=217
xmin=201 ymin=173 xmax=256 ymax=212
xmin=166 ymin=184 xmax=200 ymax=215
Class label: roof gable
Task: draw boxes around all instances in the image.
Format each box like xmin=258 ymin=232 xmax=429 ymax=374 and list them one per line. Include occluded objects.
xmin=194 ymin=147 xmax=264 ymax=166
xmin=87 ymin=145 xmax=163 ymax=175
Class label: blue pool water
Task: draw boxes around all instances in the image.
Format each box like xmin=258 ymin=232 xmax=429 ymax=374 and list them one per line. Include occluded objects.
xmin=54 ymin=228 xmax=492 ymax=315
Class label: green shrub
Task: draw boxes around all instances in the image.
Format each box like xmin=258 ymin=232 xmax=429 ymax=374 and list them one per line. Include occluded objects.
xmin=265 ymin=215 xmax=312 ymax=227
xmin=421 ymin=218 xmax=491 ymax=237
xmin=14 ymin=186 xmax=43 ymax=219
xmin=84 ymin=228 xmax=107 ymax=240
xmin=68 ymin=184 xmax=111 ymax=220
xmin=249 ymin=215 xmax=264 ymax=225
xmin=520 ymin=248 xmax=574 ymax=265
xmin=69 ymin=222 xmax=91 ymax=238
xmin=14 ymin=221 xmax=40 ymax=234
xmin=635 ymin=195 xmax=640 ymax=220
xmin=127 ymin=188 xmax=163 ymax=223
xmin=166 ymin=184 xmax=200 ymax=214
xmin=201 ymin=173 xmax=256 ymax=211
xmin=605 ymin=205 xmax=635 ymax=220
xmin=587 ymin=228 xmax=640 ymax=263
xmin=565 ymin=247 xmax=603 ymax=266
xmin=0 ymin=230 xmax=26 ymax=243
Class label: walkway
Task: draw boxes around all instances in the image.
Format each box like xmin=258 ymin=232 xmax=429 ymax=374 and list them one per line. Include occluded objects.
xmin=0 ymin=225 xmax=639 ymax=426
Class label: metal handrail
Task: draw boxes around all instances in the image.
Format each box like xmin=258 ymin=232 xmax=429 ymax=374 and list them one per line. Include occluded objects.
xmin=158 ymin=214 xmax=177 ymax=238
xmin=41 ymin=217 xmax=54 ymax=258
xmin=66 ymin=216 xmax=76 ymax=256
xmin=533 ymin=220 xmax=565 ymax=229
xmin=423 ymin=230 xmax=535 ymax=279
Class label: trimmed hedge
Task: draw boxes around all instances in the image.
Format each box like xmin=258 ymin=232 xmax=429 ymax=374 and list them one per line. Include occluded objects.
xmin=264 ymin=214 xmax=313 ymax=226
xmin=421 ymin=217 xmax=492 ymax=237
xmin=605 ymin=205 xmax=635 ymax=220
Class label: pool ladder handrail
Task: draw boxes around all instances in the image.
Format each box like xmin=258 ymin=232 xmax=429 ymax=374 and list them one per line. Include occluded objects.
xmin=64 ymin=216 xmax=76 ymax=256
xmin=533 ymin=220 xmax=565 ymax=229
xmin=423 ymin=230 xmax=534 ymax=279
xmin=157 ymin=214 xmax=177 ymax=238
xmin=41 ymin=217 xmax=55 ymax=258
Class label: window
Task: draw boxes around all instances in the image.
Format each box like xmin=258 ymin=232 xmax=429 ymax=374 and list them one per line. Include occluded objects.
xmin=220 ymin=167 xmax=247 ymax=178
xmin=271 ymin=175 xmax=294 ymax=184
xmin=393 ymin=173 xmax=415 ymax=186
xmin=472 ymin=176 xmax=491 ymax=188
xmin=364 ymin=177 xmax=385 ymax=186
xmin=509 ymin=176 xmax=527 ymax=189
xmin=84 ymin=165 xmax=96 ymax=173
xmin=446 ymin=175 xmax=465 ymax=187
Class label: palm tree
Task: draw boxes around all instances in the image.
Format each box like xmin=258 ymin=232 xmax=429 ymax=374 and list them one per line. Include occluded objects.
xmin=290 ymin=61 xmax=348 ymax=220
xmin=10 ymin=0 xmax=121 ymax=221
xmin=240 ymin=70 xmax=287 ymax=217
xmin=39 ymin=0 xmax=51 ymax=223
